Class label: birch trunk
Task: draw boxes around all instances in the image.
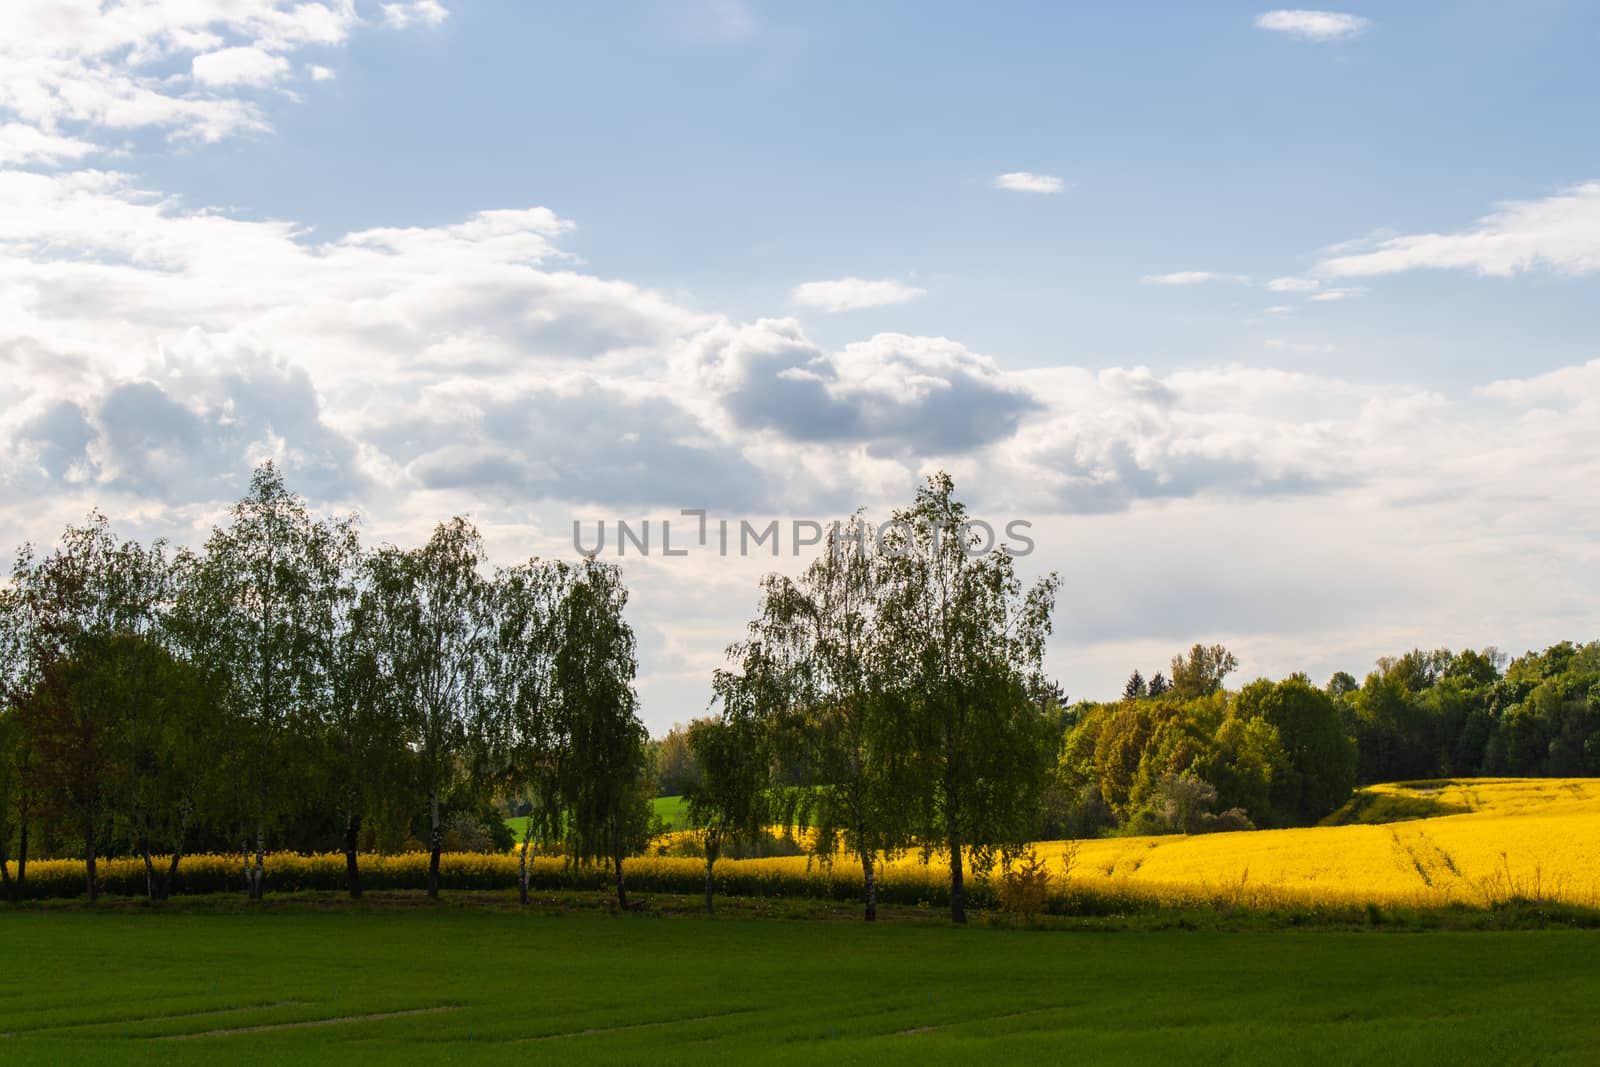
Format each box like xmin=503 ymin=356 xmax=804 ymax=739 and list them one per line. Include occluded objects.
xmin=703 ymin=819 xmax=724 ymax=915
xmin=517 ymin=823 xmax=535 ymax=906
xmin=427 ymin=789 xmax=442 ymax=900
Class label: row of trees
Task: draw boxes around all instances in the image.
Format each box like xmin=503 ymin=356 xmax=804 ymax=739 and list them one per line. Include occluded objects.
xmin=685 ymin=474 xmax=1060 ymax=924
xmin=0 ymin=464 xmax=651 ymax=906
xmin=1052 ymin=640 xmax=1600 ymax=839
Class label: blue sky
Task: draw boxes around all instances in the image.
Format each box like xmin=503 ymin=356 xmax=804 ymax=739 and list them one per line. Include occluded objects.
xmin=131 ymin=0 xmax=1600 ymax=381
xmin=3 ymin=2 xmax=1599 ymax=729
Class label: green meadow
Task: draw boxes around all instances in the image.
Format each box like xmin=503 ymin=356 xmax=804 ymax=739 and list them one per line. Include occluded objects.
xmin=506 ymin=795 xmax=689 ymax=842
xmin=2 ymin=904 xmax=1597 ymax=1064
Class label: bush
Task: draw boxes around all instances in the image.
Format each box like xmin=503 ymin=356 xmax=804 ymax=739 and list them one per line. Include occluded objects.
xmin=997 ymin=849 xmax=1052 ymax=920
xmin=1127 ymin=773 xmax=1255 ymax=836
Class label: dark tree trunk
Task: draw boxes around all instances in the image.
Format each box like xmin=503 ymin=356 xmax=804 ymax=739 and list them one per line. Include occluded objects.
xmin=158 ymin=801 xmax=191 ymax=902
xmin=947 ymin=820 xmax=966 ymax=924
xmin=16 ymin=822 xmax=25 ymax=887
xmin=613 ymin=847 xmax=628 ymax=911
xmin=427 ymin=789 xmax=442 ymax=900
xmin=344 ymin=811 xmax=363 ymax=899
xmin=252 ymin=826 xmax=266 ymax=900
xmin=703 ymin=850 xmax=717 ymax=915
xmin=139 ymin=833 xmax=157 ymax=900
xmin=860 ymin=847 xmax=878 ymax=923
xmin=84 ymin=831 xmax=98 ymax=902
xmin=163 ymin=847 xmax=183 ymax=902
xmin=0 ymin=850 xmax=10 ymax=899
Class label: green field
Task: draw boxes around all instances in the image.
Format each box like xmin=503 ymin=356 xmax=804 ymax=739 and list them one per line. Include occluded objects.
xmin=506 ymin=794 xmax=688 ymax=842
xmin=2 ymin=904 xmax=1597 ymax=1063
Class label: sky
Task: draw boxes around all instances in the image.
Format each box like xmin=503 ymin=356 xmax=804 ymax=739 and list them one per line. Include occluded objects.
xmin=3 ymin=1 xmax=1599 ymax=733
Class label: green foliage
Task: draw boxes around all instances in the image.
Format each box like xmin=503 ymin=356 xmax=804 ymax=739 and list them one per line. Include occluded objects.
xmin=878 ymin=473 xmax=1061 ymax=923
xmin=1234 ymin=674 xmax=1356 ymax=824
xmin=653 ymin=722 xmax=704 ymax=797
xmin=1169 ymin=643 xmax=1240 ymax=699
xmin=555 ymin=559 xmax=651 ymax=898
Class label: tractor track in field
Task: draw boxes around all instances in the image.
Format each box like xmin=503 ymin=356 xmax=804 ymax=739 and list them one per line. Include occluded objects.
xmin=158 ymin=1004 xmax=462 ymax=1038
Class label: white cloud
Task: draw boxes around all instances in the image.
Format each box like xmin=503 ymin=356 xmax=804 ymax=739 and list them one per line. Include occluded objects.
xmin=4 ymin=163 xmax=1599 ymax=720
xmin=0 ymin=1 xmax=443 ymax=146
xmin=1309 ymin=287 xmax=1363 ymax=302
xmin=1319 ymin=182 xmax=1600 ymax=278
xmin=1255 ymin=10 xmax=1371 ymax=41
xmin=4 ymin=0 xmax=1598 ymax=722
xmin=994 ymin=171 xmax=1065 ymax=194
xmin=382 ymin=1 xmax=450 ymax=30
xmin=0 ymin=123 xmax=96 ymax=166
xmin=1266 ymin=276 xmax=1320 ymax=292
xmin=192 ymin=47 xmax=291 ymax=89
xmin=308 ymin=65 xmax=336 ymax=82
xmin=1141 ymin=271 xmax=1248 ymax=286
xmin=791 ymin=277 xmax=926 ymax=312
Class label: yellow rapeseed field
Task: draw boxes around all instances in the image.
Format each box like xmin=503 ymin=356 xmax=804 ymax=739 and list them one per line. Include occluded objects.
xmin=1010 ymin=778 xmax=1600 ymax=909
xmin=650 ymin=778 xmax=1600 ymax=911
xmin=18 ymin=779 xmax=1598 ymax=911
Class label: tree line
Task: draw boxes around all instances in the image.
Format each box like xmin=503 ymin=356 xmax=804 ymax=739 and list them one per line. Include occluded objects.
xmin=1050 ymin=640 xmax=1600 ymax=840
xmin=4 ymin=462 xmax=1594 ymax=924
xmin=0 ymin=464 xmax=651 ymax=907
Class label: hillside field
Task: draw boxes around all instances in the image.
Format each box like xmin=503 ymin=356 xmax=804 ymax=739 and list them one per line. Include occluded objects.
xmin=1011 ymin=778 xmax=1600 ymax=909
xmin=2 ymin=908 xmax=1598 ymax=1064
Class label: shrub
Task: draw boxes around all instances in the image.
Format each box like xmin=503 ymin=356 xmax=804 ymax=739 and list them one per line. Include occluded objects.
xmin=997 ymin=849 xmax=1052 ymax=920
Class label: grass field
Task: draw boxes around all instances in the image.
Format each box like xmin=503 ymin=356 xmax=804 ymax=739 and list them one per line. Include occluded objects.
xmin=506 ymin=795 xmax=689 ymax=841
xmin=2 ymin=906 xmax=1598 ymax=1063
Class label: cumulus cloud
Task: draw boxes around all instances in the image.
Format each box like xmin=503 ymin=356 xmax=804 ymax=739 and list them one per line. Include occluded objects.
xmin=994 ymin=171 xmax=1065 ymax=194
xmin=191 ymin=46 xmax=292 ymax=88
xmin=1255 ymin=10 xmax=1371 ymax=41
xmin=1319 ymin=182 xmax=1600 ymax=278
xmin=0 ymin=123 xmax=97 ymax=167
xmin=791 ymin=277 xmax=925 ymax=312
xmin=0 ymin=0 xmax=443 ymax=148
xmin=677 ymin=320 xmax=1039 ymax=455
xmin=5 ymin=3 xmax=1600 ymax=722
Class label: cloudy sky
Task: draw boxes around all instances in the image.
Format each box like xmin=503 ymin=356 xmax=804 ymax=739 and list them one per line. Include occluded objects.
xmin=4 ymin=1 xmax=1599 ymax=731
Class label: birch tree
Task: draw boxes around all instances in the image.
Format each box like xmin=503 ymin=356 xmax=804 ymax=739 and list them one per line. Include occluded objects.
xmin=727 ymin=517 xmax=912 ymax=922
xmin=310 ymin=517 xmax=402 ymax=899
xmin=365 ymin=517 xmax=490 ymax=900
xmin=170 ymin=463 xmax=329 ymax=899
xmin=878 ymin=473 xmax=1059 ymax=924
xmin=481 ymin=559 xmax=571 ymax=905
xmin=683 ymin=710 xmax=770 ymax=914
xmin=3 ymin=514 xmax=170 ymax=900
xmin=0 ymin=707 xmax=25 ymax=898
xmin=556 ymin=559 xmax=650 ymax=910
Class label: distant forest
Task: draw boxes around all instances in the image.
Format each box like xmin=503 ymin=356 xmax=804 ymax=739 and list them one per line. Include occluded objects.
xmin=655 ymin=638 xmax=1600 ymax=843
